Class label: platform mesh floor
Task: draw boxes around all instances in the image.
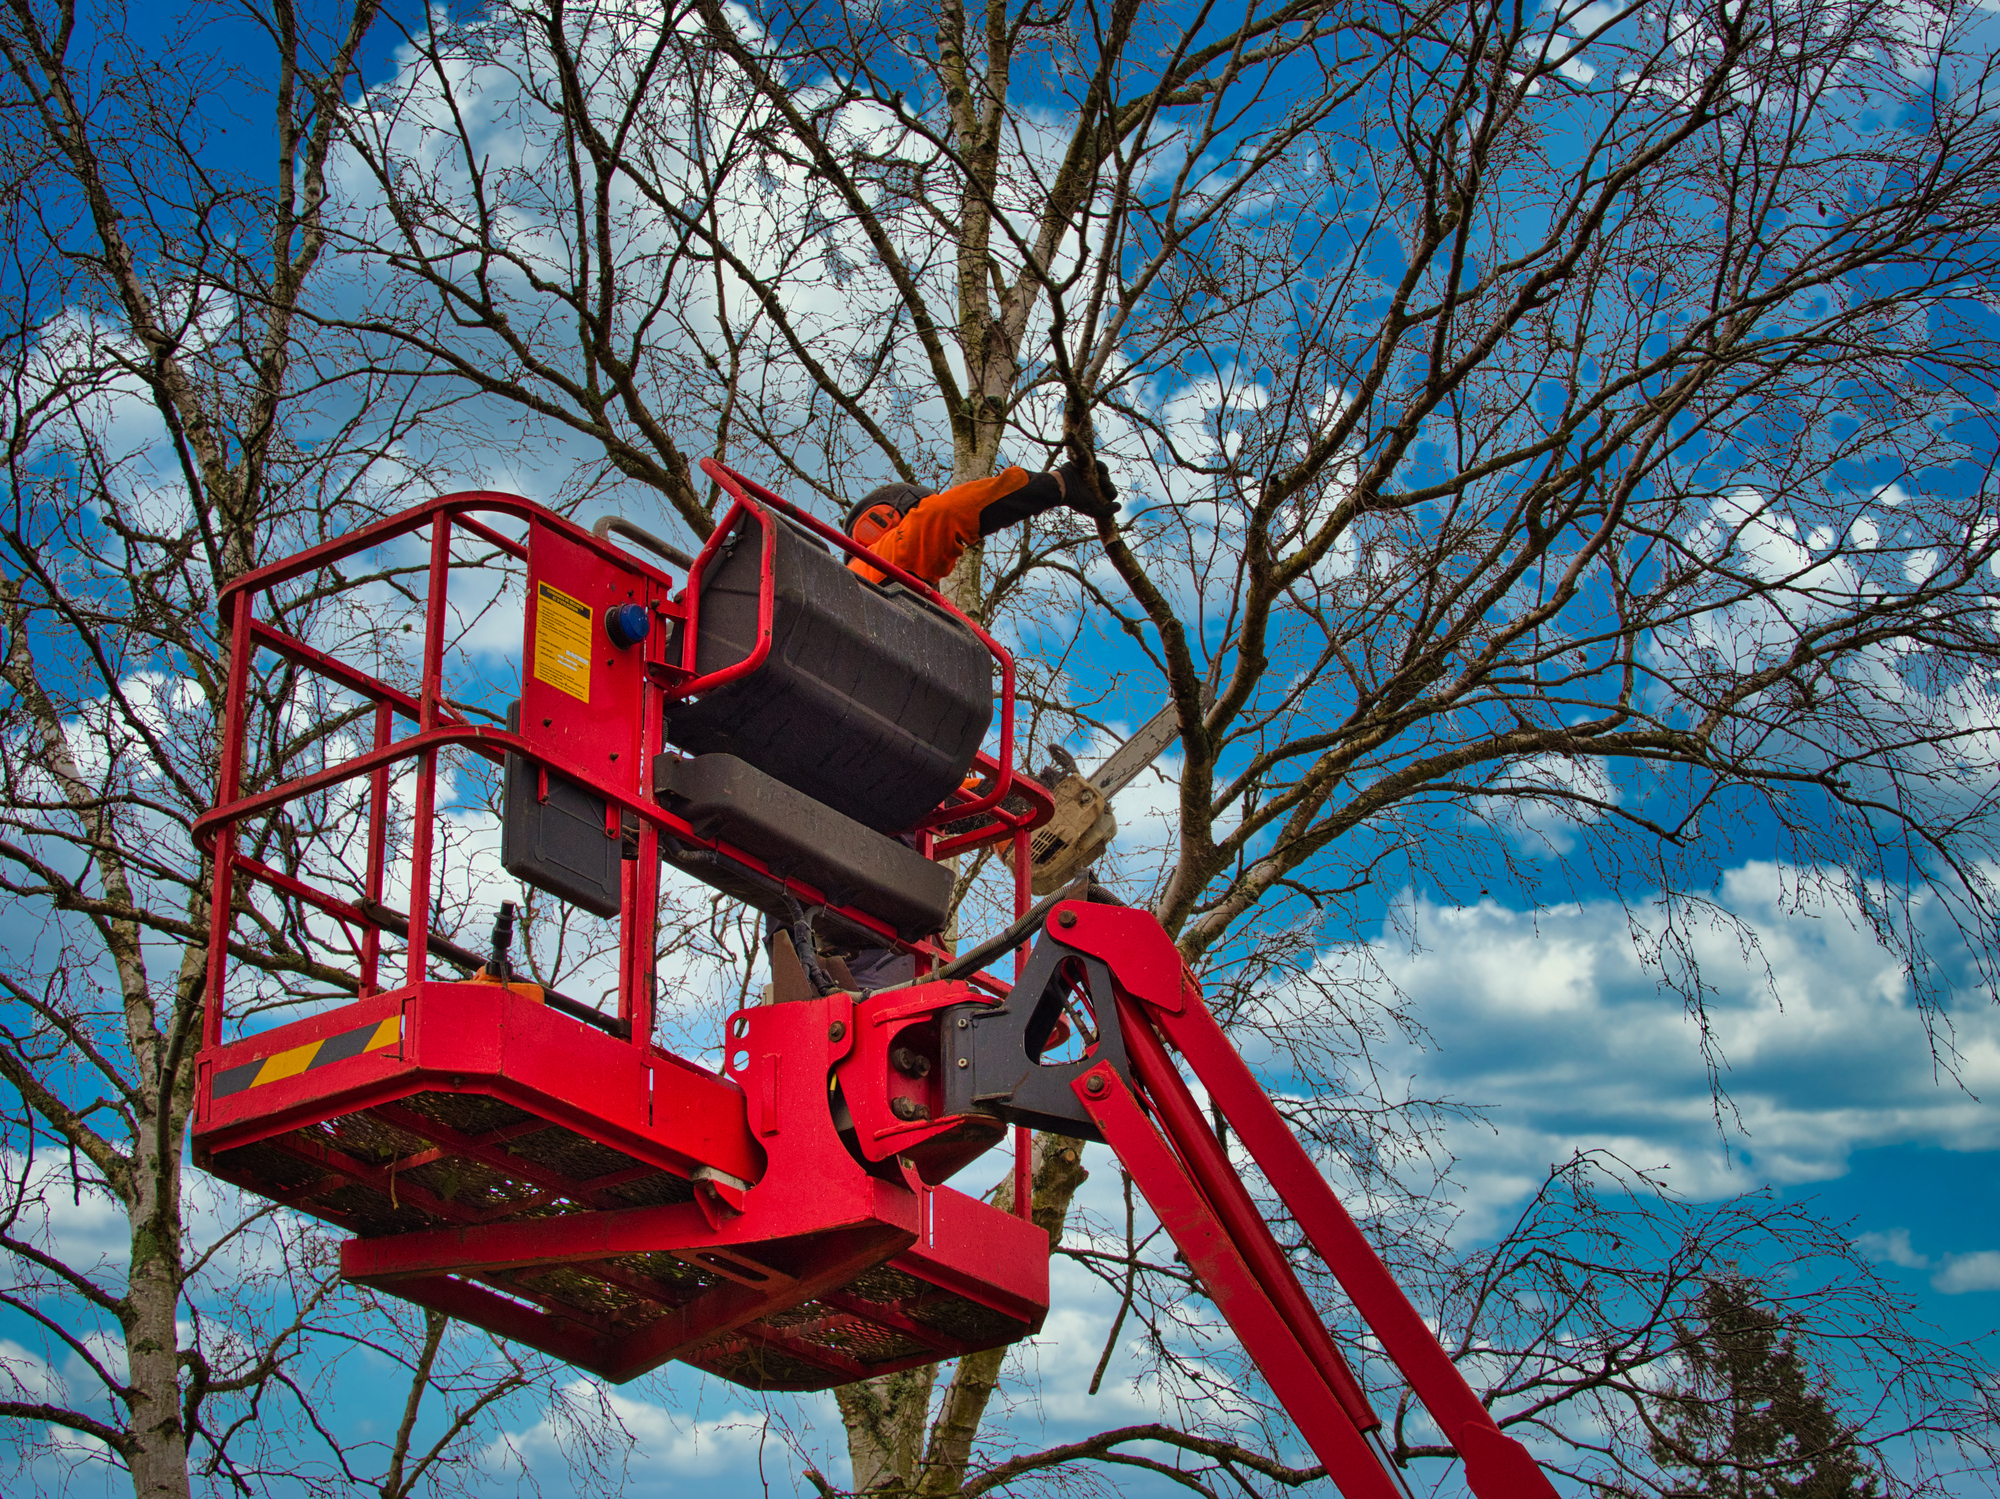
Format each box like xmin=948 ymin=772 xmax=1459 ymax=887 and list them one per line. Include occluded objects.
xmin=206 ymin=1088 xmax=695 ymax=1238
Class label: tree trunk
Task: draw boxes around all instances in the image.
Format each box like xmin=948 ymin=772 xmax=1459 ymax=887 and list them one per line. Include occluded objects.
xmin=124 ymin=1101 xmax=191 ymax=1496
xmin=917 ymin=1134 xmax=1087 ymax=1495
xmin=834 ymin=1365 xmax=941 ymax=1494
xmin=125 ymin=1195 xmax=190 ymax=1499
xmin=124 ymin=938 xmax=206 ymax=1499
xmin=835 ymin=1133 xmax=1088 ymax=1495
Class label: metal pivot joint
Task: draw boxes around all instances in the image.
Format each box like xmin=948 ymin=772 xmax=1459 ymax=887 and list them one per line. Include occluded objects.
xmin=940 ymin=924 xmax=1129 ymax=1140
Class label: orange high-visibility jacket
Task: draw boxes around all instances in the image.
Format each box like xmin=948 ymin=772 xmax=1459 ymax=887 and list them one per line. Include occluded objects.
xmin=848 ymin=467 xmax=1065 ymax=587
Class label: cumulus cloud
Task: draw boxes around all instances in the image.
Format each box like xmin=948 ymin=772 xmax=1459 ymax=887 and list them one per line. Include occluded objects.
xmin=476 ymin=1373 xmax=850 ymax=1495
xmin=0 ymin=1152 xmax=132 ymax=1278
xmin=1855 ymin=1227 xmax=1930 ymax=1269
xmin=0 ymin=1339 xmax=66 ymax=1404
xmin=1301 ymin=862 xmax=2000 ymax=1239
xmin=1930 ymin=1252 xmax=2000 ymax=1294
xmin=1861 ymin=1228 xmax=2000 ymax=1295
xmin=488 ymin=1383 xmax=768 ymax=1470
xmin=1479 ymin=750 xmax=1622 ymax=855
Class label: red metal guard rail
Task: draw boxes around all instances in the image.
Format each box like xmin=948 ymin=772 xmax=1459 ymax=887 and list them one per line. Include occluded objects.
xmin=200 ymin=494 xmax=679 ymax=1050
xmin=199 ymin=483 xmax=1050 ymax=1056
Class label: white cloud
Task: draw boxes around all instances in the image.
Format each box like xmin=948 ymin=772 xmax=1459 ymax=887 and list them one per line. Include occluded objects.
xmin=1854 ymin=1227 xmax=2000 ymax=1294
xmin=70 ymin=1331 xmax=128 ymax=1389
xmin=0 ymin=1339 xmax=66 ymax=1404
xmin=1563 ymin=0 xmax=1630 ymax=33
xmin=481 ymin=1375 xmax=839 ymax=1494
xmin=1298 ymin=862 xmax=2000 ymax=1239
xmin=1855 ymin=1227 xmax=1930 ymax=1269
xmin=1482 ymin=751 xmax=1621 ymax=854
xmin=0 ymin=1152 xmax=131 ymax=1277
xmin=1932 ymin=1251 xmax=2000 ymax=1294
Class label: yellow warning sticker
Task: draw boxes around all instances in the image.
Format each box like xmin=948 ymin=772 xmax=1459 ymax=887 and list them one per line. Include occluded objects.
xmin=534 ymin=581 xmax=592 ymax=702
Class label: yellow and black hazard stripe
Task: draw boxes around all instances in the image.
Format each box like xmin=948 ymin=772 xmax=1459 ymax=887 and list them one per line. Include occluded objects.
xmin=211 ymin=1015 xmax=401 ymax=1100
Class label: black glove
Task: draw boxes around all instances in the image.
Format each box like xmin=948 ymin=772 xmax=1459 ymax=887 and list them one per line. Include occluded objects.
xmin=1058 ymin=459 xmax=1120 ymax=519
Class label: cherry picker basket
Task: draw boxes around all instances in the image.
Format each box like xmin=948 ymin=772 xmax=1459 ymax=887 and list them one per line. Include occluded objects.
xmin=191 ymin=466 xmax=1054 ymax=1385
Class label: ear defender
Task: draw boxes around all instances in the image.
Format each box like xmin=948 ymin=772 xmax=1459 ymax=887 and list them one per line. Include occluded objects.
xmin=850 ymin=502 xmax=903 ymax=548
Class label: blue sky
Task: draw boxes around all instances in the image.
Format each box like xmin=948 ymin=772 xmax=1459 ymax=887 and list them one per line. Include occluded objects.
xmin=8 ymin=0 xmax=2000 ymax=1494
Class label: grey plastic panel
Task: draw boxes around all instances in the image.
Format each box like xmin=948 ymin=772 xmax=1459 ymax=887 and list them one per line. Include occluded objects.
xmin=501 ymin=704 xmax=623 ymax=918
xmin=655 ymin=752 xmax=952 ymax=941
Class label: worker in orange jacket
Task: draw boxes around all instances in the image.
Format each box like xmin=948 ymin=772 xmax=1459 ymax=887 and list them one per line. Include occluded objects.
xmin=843 ymin=459 xmax=1119 ymax=586
xmin=778 ymin=458 xmax=1118 ymax=995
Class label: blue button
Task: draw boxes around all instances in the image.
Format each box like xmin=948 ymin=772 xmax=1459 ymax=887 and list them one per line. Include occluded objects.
xmin=605 ymin=602 xmax=650 ymax=649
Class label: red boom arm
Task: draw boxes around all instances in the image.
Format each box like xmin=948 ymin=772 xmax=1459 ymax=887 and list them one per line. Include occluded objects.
xmin=938 ymin=901 xmax=1558 ymax=1499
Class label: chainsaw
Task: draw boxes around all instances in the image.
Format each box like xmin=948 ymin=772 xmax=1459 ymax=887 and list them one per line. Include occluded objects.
xmin=1029 ymin=682 xmax=1212 ymax=894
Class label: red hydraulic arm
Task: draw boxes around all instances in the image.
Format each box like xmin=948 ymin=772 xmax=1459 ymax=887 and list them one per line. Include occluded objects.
xmin=938 ymin=901 xmax=1558 ymax=1499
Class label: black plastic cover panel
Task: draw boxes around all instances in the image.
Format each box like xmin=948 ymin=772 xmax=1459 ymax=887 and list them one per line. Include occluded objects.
xmin=939 ymin=934 xmax=1129 ymax=1142
xmin=501 ymin=753 xmax=624 ymax=918
xmin=501 ymin=702 xmax=623 ymax=918
xmin=655 ymin=752 xmax=952 ymax=941
xmin=665 ymin=514 xmax=992 ymax=831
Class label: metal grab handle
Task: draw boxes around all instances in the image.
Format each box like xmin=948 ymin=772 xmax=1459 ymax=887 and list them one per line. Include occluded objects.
xmin=593 ymin=514 xmax=694 ymax=571
xmin=671 ymin=488 xmax=779 ymax=698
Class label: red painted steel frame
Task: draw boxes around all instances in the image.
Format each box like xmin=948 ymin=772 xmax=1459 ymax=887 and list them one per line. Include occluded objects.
xmin=192 ymin=475 xmax=1056 ymax=1393
xmin=332 ymin=992 xmax=1048 ymax=1385
xmin=191 ymin=479 xmax=1561 ymax=1483
xmin=1048 ymin=903 xmax=1560 ymax=1499
xmin=199 ymin=985 xmax=763 ymax=1202
xmin=195 ymin=484 xmax=1052 ymax=1054
xmin=198 ymin=490 xmax=681 ymax=1048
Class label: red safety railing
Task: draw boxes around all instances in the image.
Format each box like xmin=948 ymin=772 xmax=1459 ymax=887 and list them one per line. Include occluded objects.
xmin=197 ymin=493 xmax=670 ymax=1048
xmin=196 ymin=478 xmax=1052 ymax=1053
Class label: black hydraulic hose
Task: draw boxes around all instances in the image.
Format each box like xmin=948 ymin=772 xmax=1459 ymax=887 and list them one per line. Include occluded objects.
xmin=488 ymin=900 xmax=518 ymax=981
xmin=871 ymin=876 xmax=1124 ymax=994
xmin=781 ymin=890 xmax=840 ymax=997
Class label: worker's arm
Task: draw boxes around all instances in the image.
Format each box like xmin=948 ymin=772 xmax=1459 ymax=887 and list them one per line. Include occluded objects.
xmin=848 ymin=467 xmax=1067 ymax=586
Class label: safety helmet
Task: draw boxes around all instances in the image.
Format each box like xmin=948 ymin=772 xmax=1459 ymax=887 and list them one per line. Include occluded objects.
xmin=845 ymin=482 xmax=927 ymax=547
